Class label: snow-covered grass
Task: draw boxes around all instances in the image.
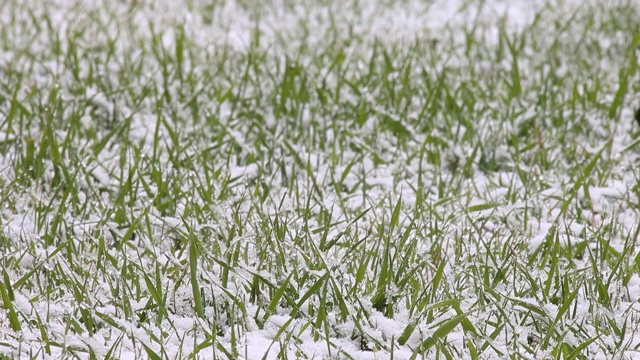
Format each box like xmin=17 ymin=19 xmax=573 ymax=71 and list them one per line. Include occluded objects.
xmin=1 ymin=0 xmax=640 ymax=358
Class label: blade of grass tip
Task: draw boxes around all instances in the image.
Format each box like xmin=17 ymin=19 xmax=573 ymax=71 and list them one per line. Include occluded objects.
xmin=142 ymin=273 xmax=164 ymax=322
xmin=415 ymin=141 xmax=428 ymax=211
xmin=517 ymin=262 xmax=540 ymax=294
xmin=263 ymin=272 xmax=293 ymax=322
xmin=371 ymin=285 xmax=390 ymax=317
xmin=414 ymin=312 xmax=468 ymax=354
xmin=390 ymin=195 xmax=402 ymax=233
xmin=117 ymin=206 xmax=150 ymax=251
xmin=564 ymin=335 xmax=601 ymax=360
xmin=214 ymin=277 xmax=248 ymax=318
xmin=142 ymin=343 xmax=163 ymax=360
xmin=181 ymin=217 xmax=204 ymax=319
xmin=467 ymin=340 xmax=479 ymax=360
xmin=215 ymin=341 xmax=235 ymax=360
xmin=3 ymin=75 xmax=22 ymax=133
xmin=2 ymin=269 xmax=15 ymax=301
xmin=540 ymin=281 xmax=582 ymax=350
xmin=632 ymin=225 xmax=640 ymax=272
xmin=528 ymin=223 xmax=554 ymax=268
xmin=94 ymin=310 xmax=126 ymax=332
xmin=328 ymin=276 xmax=350 ymax=321
xmin=316 ymin=285 xmax=331 ymax=350
xmin=608 ymin=67 xmax=628 ymax=120
xmin=467 ymin=202 xmax=499 ymax=213
xmin=557 ymin=139 xmax=609 ymax=221
xmin=620 ymin=136 xmax=640 ymax=153
xmin=454 ymin=306 xmax=480 ymax=359
xmin=394 ymin=224 xmax=418 ymax=289
xmin=261 ymin=316 xmax=295 ymax=360
xmin=190 ymin=331 xmax=213 ymax=359
xmin=607 ymin=314 xmax=623 ymax=339
xmin=104 ymin=333 xmax=125 ymax=360
xmin=189 ymin=235 xmax=204 ymax=318
xmin=282 ymin=139 xmax=323 ymax=198
xmin=543 ymin=232 xmax=559 ymax=299
xmin=14 ymin=239 xmax=70 ymax=289
xmin=480 ymin=323 xmax=505 ymax=352
xmin=609 ymin=33 xmax=639 ymax=119
xmin=192 ymin=329 xmax=235 ymax=360
xmin=339 ymin=153 xmax=363 ymax=185
xmin=398 ymin=320 xmax=418 ymax=346
xmin=395 ymin=216 xmax=415 ymax=257
xmin=303 ymin=230 xmax=351 ymax=321
xmin=349 ymin=309 xmax=386 ymax=351
xmin=374 ymin=215 xmax=394 ymax=317
xmin=32 ymin=309 xmax=50 ymax=354
xmin=452 ymin=301 xmax=478 ymax=337
xmin=428 ymin=257 xmax=446 ymax=308
xmin=606 ymin=236 xmax=634 ymax=288
xmin=354 ymin=250 xmax=372 ymax=293
xmin=533 ymin=141 xmax=610 ymax=266
xmin=484 ymin=286 xmax=547 ymax=317
xmin=290 ymin=272 xmax=329 ymax=318
xmin=175 ymin=25 xmax=184 ymax=81
xmin=0 ymin=279 xmax=21 ymax=331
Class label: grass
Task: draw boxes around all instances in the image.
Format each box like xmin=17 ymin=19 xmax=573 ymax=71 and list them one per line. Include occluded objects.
xmin=1 ymin=0 xmax=640 ymax=358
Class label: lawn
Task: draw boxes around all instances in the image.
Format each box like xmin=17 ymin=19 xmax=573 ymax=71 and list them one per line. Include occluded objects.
xmin=1 ymin=0 xmax=640 ymax=359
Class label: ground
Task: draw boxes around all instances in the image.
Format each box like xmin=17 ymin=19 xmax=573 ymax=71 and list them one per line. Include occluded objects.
xmin=1 ymin=0 xmax=640 ymax=359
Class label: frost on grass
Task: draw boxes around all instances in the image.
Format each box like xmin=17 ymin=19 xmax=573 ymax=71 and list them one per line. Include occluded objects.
xmin=1 ymin=0 xmax=640 ymax=359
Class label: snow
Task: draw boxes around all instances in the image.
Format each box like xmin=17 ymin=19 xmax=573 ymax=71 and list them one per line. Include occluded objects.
xmin=2 ymin=0 xmax=640 ymax=358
